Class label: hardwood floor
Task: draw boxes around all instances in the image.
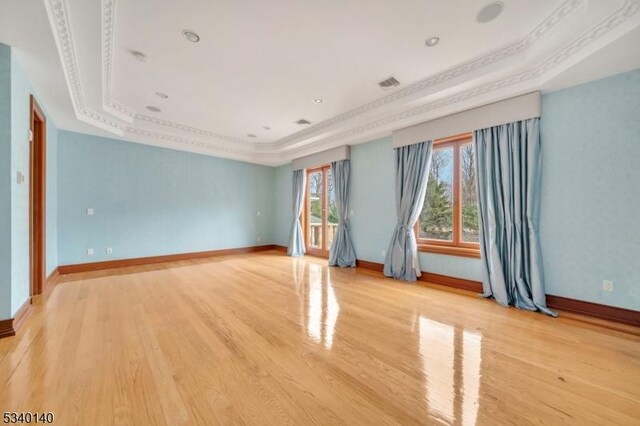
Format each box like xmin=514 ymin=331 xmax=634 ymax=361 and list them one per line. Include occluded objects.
xmin=1 ymin=251 xmax=639 ymax=425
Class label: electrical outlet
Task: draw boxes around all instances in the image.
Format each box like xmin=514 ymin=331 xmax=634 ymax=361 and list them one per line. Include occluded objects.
xmin=87 ymin=248 xmax=94 ymax=256
xmin=257 ymin=211 xmax=261 ymax=216
xmin=106 ymin=247 xmax=113 ymax=254
xmin=87 ymin=208 xmax=94 ymax=216
xmin=381 ymin=249 xmax=386 ymax=257
xmin=256 ymin=236 xmax=261 ymax=242
xmin=602 ymin=280 xmax=614 ymax=292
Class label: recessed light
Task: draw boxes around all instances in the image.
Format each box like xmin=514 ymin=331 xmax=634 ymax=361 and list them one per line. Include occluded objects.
xmin=477 ymin=1 xmax=504 ymax=23
xmin=262 ymin=126 xmax=271 ymax=130
xmin=314 ymin=98 xmax=324 ymax=103
xmin=130 ymin=50 xmax=147 ymax=62
xmin=155 ymin=92 xmax=168 ymax=99
xmin=247 ymin=133 xmax=257 ymax=138
xmin=146 ymin=106 xmax=161 ymax=112
xmin=425 ymin=36 xmax=440 ymax=47
xmin=182 ymin=30 xmax=200 ymax=43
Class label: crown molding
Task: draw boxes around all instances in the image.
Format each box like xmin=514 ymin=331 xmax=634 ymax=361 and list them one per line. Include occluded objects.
xmin=45 ymin=0 xmax=640 ymax=166
xmin=101 ymin=0 xmax=135 ymax=122
xmin=44 ymin=0 xmax=127 ymax=135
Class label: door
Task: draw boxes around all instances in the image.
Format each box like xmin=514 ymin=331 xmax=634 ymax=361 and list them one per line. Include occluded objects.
xmin=30 ymin=95 xmax=46 ymax=297
xmin=305 ymin=166 xmax=337 ymax=258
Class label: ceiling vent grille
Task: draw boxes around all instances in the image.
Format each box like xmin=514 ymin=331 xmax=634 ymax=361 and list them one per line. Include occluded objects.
xmin=378 ymin=76 xmax=401 ymax=90
xmin=295 ymin=119 xmax=312 ymax=126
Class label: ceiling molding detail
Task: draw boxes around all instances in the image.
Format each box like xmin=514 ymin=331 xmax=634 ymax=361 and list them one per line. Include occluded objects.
xmin=134 ymin=114 xmax=254 ymax=147
xmin=272 ymin=0 xmax=588 ymax=149
xmin=101 ymin=0 xmax=135 ymax=123
xmin=280 ymin=0 xmax=640 ymax=158
xmin=44 ymin=0 xmax=127 ymax=135
xmin=45 ymin=0 xmax=640 ymax=165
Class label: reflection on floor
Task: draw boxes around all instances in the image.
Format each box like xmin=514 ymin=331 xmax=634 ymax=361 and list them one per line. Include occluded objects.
xmin=0 ymin=251 xmax=638 ymax=425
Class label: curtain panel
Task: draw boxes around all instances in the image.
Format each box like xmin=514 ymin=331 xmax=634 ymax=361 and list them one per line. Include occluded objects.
xmin=384 ymin=141 xmax=433 ymax=281
xmin=474 ymin=117 xmax=556 ymax=316
xmin=329 ymin=160 xmax=356 ymax=267
xmin=287 ymin=169 xmax=306 ymax=257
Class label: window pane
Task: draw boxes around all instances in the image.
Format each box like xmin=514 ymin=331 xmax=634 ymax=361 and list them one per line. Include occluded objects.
xmin=308 ymin=171 xmax=323 ymax=249
xmin=327 ymin=169 xmax=338 ymax=250
xmin=460 ymin=143 xmax=479 ymax=243
xmin=420 ymin=146 xmax=453 ymax=241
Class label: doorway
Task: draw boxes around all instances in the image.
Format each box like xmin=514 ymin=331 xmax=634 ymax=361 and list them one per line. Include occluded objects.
xmin=304 ymin=165 xmax=337 ymax=258
xmin=30 ymin=95 xmax=46 ymax=297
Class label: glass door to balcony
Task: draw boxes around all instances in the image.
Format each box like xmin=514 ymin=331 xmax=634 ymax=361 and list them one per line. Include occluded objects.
xmin=305 ymin=166 xmax=337 ymax=258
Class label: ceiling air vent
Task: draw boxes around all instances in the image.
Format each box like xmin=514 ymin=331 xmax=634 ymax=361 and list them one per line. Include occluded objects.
xmin=295 ymin=119 xmax=312 ymax=126
xmin=378 ymin=76 xmax=401 ymax=90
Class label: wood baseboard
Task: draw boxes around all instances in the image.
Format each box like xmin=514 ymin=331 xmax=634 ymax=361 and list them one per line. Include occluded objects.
xmin=354 ymin=257 xmax=639 ymax=328
xmin=0 ymin=298 xmax=34 ymax=340
xmin=58 ymin=244 xmax=279 ymax=274
xmin=419 ymin=272 xmax=483 ymax=293
xmin=546 ymin=295 xmax=639 ymax=328
xmin=273 ymin=245 xmax=287 ymax=253
xmin=355 ymin=259 xmax=384 ymax=273
xmin=44 ymin=268 xmax=60 ymax=292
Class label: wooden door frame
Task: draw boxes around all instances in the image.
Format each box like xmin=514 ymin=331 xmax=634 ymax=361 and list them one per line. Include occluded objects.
xmin=304 ymin=166 xmax=331 ymax=258
xmin=30 ymin=95 xmax=46 ymax=297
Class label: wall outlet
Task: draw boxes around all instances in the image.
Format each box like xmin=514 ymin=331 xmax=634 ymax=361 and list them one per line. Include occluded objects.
xmin=87 ymin=248 xmax=94 ymax=256
xmin=87 ymin=208 xmax=95 ymax=216
xmin=256 ymin=236 xmax=261 ymax=242
xmin=257 ymin=211 xmax=261 ymax=216
xmin=602 ymin=280 xmax=614 ymax=292
xmin=106 ymin=247 xmax=113 ymax=254
xmin=381 ymin=249 xmax=386 ymax=257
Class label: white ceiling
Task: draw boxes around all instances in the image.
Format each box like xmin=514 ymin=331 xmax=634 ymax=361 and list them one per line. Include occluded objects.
xmin=1 ymin=0 xmax=639 ymax=166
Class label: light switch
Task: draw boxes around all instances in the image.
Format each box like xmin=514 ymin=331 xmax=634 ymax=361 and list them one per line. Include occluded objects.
xmin=87 ymin=208 xmax=94 ymax=216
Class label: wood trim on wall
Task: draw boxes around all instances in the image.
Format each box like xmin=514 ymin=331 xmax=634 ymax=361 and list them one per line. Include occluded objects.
xmin=353 ymin=257 xmax=639 ymax=328
xmin=546 ymin=295 xmax=640 ymax=328
xmin=0 ymin=298 xmax=34 ymax=340
xmin=58 ymin=245 xmax=279 ymax=274
xmin=44 ymin=268 xmax=60 ymax=293
xmin=30 ymin=95 xmax=47 ymax=297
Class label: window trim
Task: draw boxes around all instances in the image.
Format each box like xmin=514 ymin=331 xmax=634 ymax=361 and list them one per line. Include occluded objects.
xmin=416 ymin=133 xmax=480 ymax=258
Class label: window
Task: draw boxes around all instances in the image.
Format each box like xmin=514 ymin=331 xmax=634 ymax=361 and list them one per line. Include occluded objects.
xmin=416 ymin=133 xmax=480 ymax=258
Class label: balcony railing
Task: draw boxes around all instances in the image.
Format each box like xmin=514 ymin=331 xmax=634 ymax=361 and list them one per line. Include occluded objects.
xmin=309 ymin=223 xmax=338 ymax=249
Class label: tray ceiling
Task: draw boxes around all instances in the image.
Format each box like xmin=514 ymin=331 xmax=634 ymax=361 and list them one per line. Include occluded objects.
xmin=2 ymin=0 xmax=640 ymax=165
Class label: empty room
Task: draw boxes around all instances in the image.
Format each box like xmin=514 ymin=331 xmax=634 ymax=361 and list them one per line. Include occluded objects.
xmin=1 ymin=0 xmax=639 ymax=424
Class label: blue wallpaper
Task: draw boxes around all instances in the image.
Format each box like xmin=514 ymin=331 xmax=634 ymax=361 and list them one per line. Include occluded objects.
xmin=273 ymin=164 xmax=293 ymax=246
xmin=57 ymin=131 xmax=276 ymax=265
xmin=540 ymin=69 xmax=640 ymax=310
xmin=0 ymin=44 xmax=11 ymax=319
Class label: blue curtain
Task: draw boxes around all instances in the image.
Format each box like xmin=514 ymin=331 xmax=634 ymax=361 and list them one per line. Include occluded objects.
xmin=329 ymin=160 xmax=356 ymax=267
xmin=474 ymin=118 xmax=556 ymax=316
xmin=384 ymin=141 xmax=433 ymax=281
xmin=287 ymin=169 xmax=306 ymax=256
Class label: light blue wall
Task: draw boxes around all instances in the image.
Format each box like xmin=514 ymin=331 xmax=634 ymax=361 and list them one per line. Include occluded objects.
xmin=0 ymin=44 xmax=11 ymax=320
xmin=10 ymin=51 xmax=35 ymax=314
xmin=540 ymin=69 xmax=640 ymax=310
xmin=57 ymin=131 xmax=276 ymax=265
xmin=273 ymin=164 xmax=293 ymax=246
xmin=46 ymin=116 xmax=58 ymax=275
xmin=0 ymin=46 xmax=58 ymax=318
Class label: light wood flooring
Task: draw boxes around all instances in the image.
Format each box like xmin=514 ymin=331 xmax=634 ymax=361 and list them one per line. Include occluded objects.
xmin=1 ymin=251 xmax=639 ymax=425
